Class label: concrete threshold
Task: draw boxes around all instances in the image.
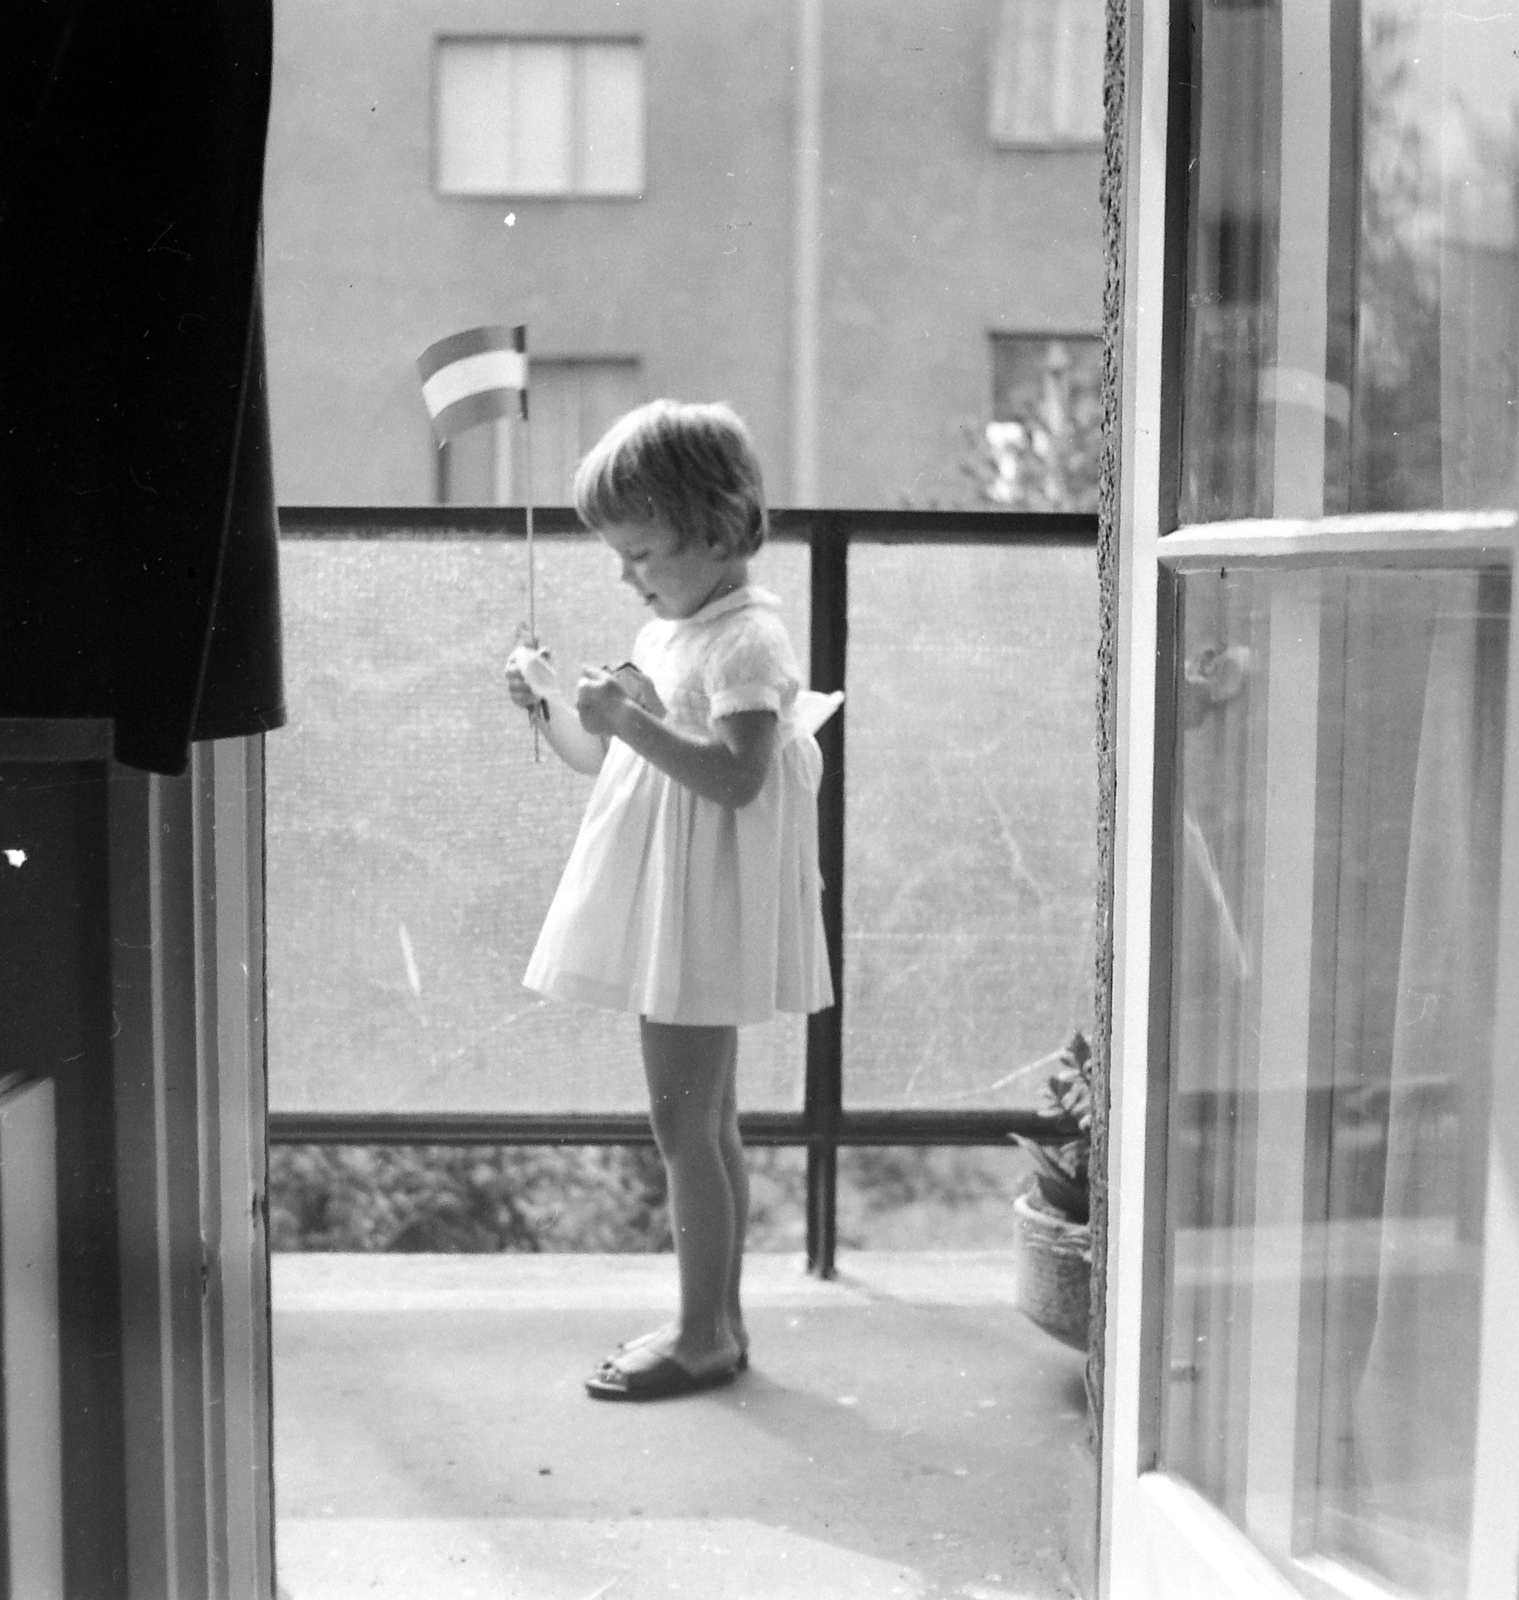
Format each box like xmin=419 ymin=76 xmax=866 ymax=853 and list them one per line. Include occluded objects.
xmin=273 ymin=1251 xmax=1091 ymax=1600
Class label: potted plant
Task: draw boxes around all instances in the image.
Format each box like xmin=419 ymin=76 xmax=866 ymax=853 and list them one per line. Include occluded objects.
xmin=1011 ymin=1031 xmax=1093 ymax=1350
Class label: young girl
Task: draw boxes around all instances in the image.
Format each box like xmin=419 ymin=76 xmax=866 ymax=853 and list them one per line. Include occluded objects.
xmin=504 ymin=399 xmax=836 ymax=1402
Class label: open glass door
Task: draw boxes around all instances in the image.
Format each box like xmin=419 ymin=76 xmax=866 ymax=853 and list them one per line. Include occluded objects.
xmin=1102 ymin=2 xmax=1519 ymax=1596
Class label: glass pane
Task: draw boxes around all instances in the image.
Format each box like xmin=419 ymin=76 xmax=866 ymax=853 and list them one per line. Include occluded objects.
xmin=843 ymin=544 xmax=1097 ymax=1109
xmin=1161 ymin=562 xmax=1509 ymax=1597
xmin=578 ymin=44 xmax=644 ymax=195
xmin=1352 ymin=1 xmax=1519 ymax=511
xmin=435 ymin=40 xmax=513 ymax=195
xmin=507 ymin=43 xmax=573 ymax=195
xmin=1179 ymin=0 xmax=1519 ymax=522
xmin=266 ymin=533 xmax=810 ymax=1115
xmin=1177 ymin=0 xmax=1283 ymax=520
xmin=988 ymin=0 xmax=1105 ymax=146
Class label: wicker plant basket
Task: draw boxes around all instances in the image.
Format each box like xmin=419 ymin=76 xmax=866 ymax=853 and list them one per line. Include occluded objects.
xmin=1013 ymin=1188 xmax=1091 ymax=1351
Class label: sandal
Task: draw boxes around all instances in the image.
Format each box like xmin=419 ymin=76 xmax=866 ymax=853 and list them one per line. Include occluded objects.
xmin=585 ymin=1353 xmax=741 ymax=1402
xmin=616 ymin=1332 xmax=749 ymax=1372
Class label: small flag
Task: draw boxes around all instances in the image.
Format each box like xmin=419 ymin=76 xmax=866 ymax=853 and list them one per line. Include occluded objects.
xmin=416 ymin=324 xmax=528 ymax=442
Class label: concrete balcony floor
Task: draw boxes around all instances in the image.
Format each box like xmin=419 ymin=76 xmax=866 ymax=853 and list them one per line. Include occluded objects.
xmin=273 ymin=1251 xmax=1091 ymax=1600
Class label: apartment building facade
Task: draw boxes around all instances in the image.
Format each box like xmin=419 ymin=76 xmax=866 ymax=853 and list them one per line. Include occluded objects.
xmin=262 ymin=0 xmax=1106 ymax=507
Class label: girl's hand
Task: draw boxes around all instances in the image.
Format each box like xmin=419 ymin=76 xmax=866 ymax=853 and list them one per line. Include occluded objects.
xmin=504 ymin=663 xmax=539 ymax=710
xmin=504 ymin=644 xmax=558 ymax=709
xmin=608 ymin=662 xmax=666 ymax=718
xmin=574 ymin=666 xmax=633 ymax=737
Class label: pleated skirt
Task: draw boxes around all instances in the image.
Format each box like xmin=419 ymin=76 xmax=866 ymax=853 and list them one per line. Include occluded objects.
xmin=523 ymin=730 xmax=835 ymax=1026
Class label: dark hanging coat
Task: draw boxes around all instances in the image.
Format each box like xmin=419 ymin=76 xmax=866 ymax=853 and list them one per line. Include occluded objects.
xmin=1 ymin=0 xmax=285 ymax=775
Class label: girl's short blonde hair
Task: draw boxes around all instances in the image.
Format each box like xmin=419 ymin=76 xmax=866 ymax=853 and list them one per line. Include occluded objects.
xmin=573 ymin=399 xmax=768 ymax=557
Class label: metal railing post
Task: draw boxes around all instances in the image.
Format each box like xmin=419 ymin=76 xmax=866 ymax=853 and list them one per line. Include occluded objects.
xmin=805 ymin=514 xmax=847 ymax=1276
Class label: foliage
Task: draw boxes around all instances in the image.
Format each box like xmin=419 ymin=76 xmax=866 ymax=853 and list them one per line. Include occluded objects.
xmin=267 ymin=1144 xmax=672 ymax=1254
xmin=1012 ymin=1031 xmax=1092 ymax=1225
xmin=967 ymin=377 xmax=1102 ymax=514
xmin=267 ymin=1141 xmax=1035 ymax=1254
xmin=1351 ymin=9 xmax=1446 ymax=510
xmin=904 ymin=340 xmax=1102 ymax=512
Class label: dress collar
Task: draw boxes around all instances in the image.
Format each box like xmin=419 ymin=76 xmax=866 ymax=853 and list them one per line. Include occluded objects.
xmin=675 ymin=584 xmax=779 ymax=627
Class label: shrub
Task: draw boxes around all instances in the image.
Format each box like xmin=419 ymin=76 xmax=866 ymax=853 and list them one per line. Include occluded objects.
xmin=266 ymin=1141 xmax=1032 ymax=1253
xmin=267 ymin=1144 xmax=670 ymax=1253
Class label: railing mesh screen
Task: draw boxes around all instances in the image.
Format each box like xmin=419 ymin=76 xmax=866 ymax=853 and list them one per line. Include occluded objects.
xmin=843 ymin=543 xmax=1097 ymax=1108
xmin=266 ymin=533 xmax=811 ymax=1114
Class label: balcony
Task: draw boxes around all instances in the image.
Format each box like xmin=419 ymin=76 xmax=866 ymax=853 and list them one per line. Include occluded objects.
xmin=272 ymin=1250 xmax=1091 ymax=1600
xmin=266 ymin=507 xmax=1099 ymax=1597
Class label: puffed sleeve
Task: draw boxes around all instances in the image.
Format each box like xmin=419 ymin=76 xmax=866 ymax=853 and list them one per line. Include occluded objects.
xmin=705 ymin=611 xmax=800 ymax=720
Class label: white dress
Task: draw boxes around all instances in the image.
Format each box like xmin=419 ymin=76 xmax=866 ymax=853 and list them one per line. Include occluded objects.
xmin=523 ymin=586 xmax=836 ymax=1026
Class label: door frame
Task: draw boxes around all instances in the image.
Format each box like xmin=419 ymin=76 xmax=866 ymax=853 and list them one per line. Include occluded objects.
xmin=1097 ymin=2 xmax=1519 ymax=1595
xmin=109 ymin=736 xmax=274 ymax=1600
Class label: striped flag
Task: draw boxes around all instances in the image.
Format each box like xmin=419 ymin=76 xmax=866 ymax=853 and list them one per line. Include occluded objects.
xmin=416 ymin=324 xmax=529 ymax=442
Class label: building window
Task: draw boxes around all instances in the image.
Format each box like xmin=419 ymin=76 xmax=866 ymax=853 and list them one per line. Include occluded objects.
xmin=988 ymin=0 xmax=1104 ymax=148
xmin=438 ymin=359 xmax=642 ymax=504
xmin=435 ymin=39 xmax=645 ymax=197
xmin=982 ymin=334 xmax=1102 ymax=510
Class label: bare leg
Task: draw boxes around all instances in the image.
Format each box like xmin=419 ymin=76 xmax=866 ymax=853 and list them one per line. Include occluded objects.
xmin=715 ymin=1028 xmax=748 ymax=1351
xmin=611 ymin=1019 xmax=742 ymax=1377
xmin=621 ymin=1027 xmax=748 ymax=1359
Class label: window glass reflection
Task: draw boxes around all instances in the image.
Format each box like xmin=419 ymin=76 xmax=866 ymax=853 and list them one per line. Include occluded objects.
xmin=1161 ymin=564 xmax=1508 ymax=1596
xmin=1179 ymin=0 xmax=1283 ymax=521
xmin=1180 ymin=0 xmax=1519 ymax=522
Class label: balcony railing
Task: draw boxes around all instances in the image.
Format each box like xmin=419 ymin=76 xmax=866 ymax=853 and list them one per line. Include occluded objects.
xmin=267 ymin=506 xmax=1099 ymax=1274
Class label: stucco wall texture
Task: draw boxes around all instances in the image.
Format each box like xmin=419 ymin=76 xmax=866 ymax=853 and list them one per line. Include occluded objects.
xmin=1084 ymin=0 xmax=1127 ymax=1562
xmin=262 ymin=0 xmax=1103 ymax=507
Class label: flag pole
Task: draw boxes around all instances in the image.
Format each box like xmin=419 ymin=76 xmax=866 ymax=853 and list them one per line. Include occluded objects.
xmin=519 ymin=329 xmax=540 ymax=760
xmin=414 ymin=322 xmax=539 ymax=760
xmin=523 ymin=421 xmax=535 ymax=644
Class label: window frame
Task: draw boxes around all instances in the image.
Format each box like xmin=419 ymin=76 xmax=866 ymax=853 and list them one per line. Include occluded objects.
xmin=0 ymin=727 xmax=273 ymax=1596
xmin=109 ymin=738 xmax=274 ymax=1599
xmin=431 ymin=34 xmax=647 ymax=201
